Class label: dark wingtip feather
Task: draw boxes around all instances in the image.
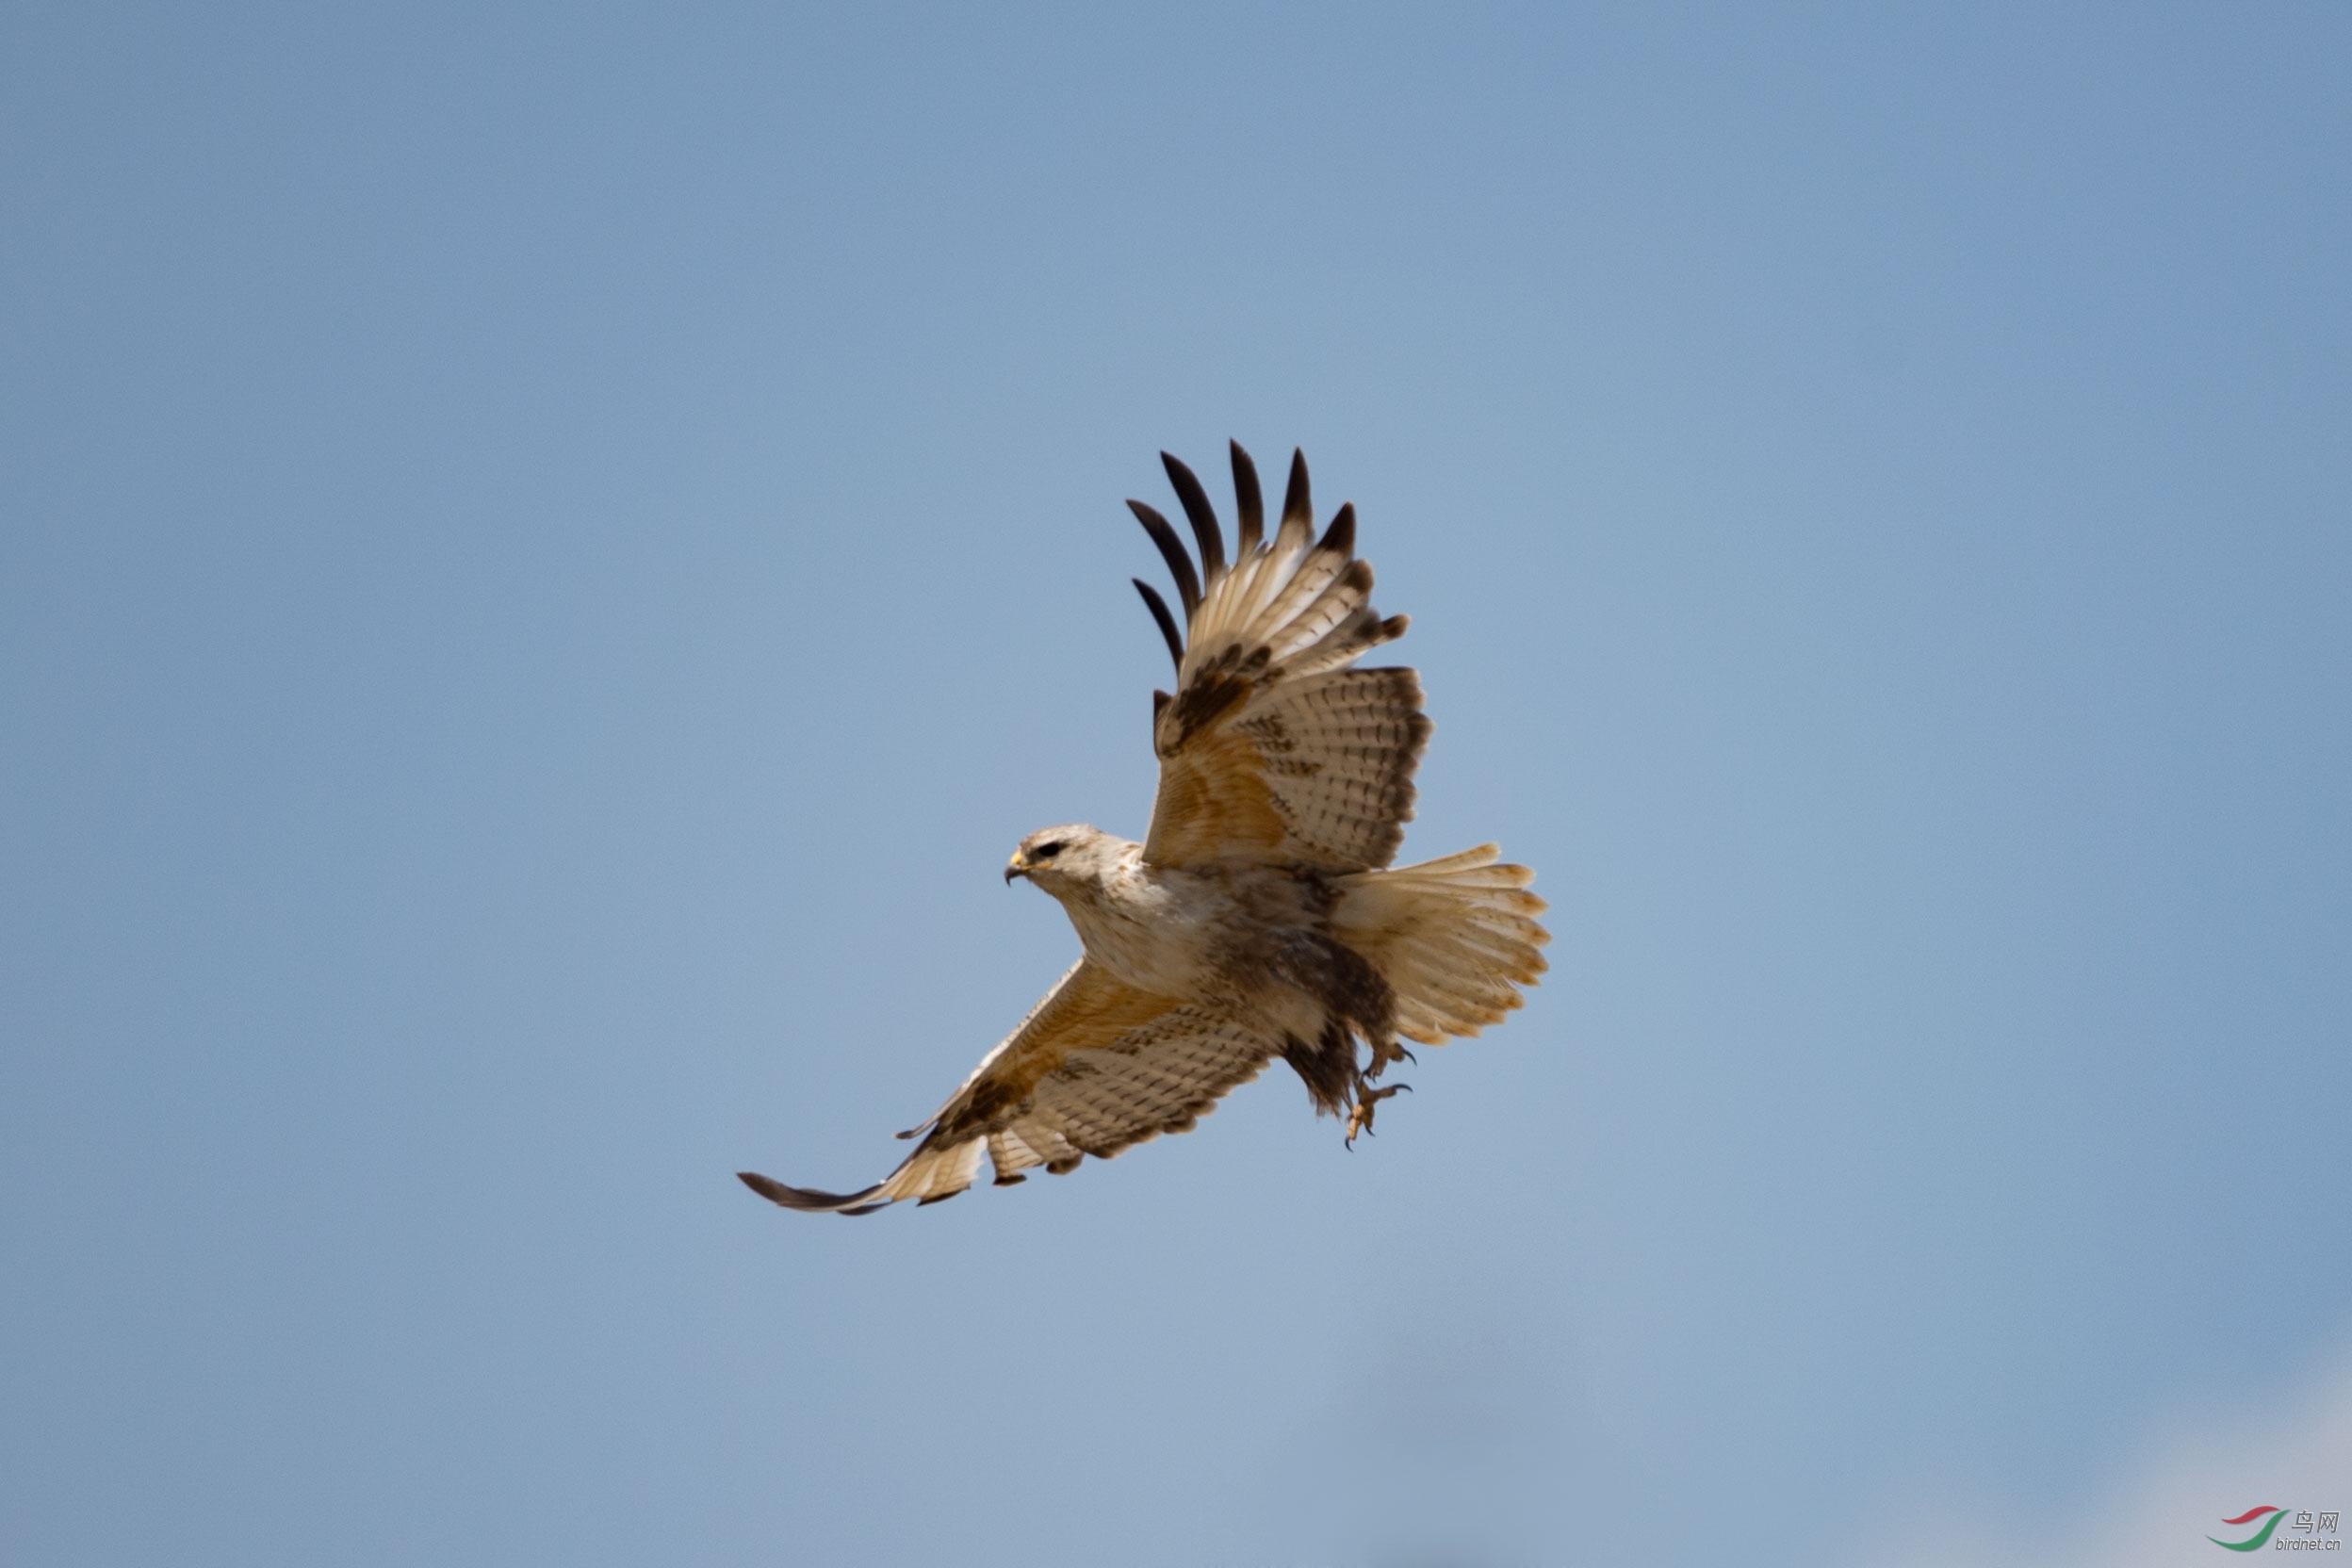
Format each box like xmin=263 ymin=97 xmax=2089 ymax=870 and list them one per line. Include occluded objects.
xmin=1282 ymin=449 xmax=1313 ymax=531
xmin=738 ymin=1170 xmax=886 ymax=1215
xmin=1133 ymin=580 xmax=1186 ymax=673
xmin=1229 ymin=441 xmax=1264 ymax=554
xmin=1125 ymin=498 xmax=1201 ymax=616
xmin=1319 ymin=501 xmax=1357 ymax=558
xmin=1160 ymin=451 xmax=1226 ymax=581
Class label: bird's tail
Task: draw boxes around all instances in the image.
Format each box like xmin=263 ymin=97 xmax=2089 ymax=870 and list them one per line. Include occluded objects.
xmin=1331 ymin=844 xmax=1549 ymax=1045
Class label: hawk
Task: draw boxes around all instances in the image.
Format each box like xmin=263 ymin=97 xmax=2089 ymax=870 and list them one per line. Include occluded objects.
xmin=740 ymin=444 xmax=1548 ymax=1215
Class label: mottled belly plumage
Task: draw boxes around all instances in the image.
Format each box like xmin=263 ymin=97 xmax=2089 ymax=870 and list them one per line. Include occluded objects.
xmin=1065 ymin=857 xmax=1399 ymax=1119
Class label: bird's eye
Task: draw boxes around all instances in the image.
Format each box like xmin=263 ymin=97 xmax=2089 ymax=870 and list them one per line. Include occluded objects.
xmin=1033 ymin=841 xmax=1065 ymax=859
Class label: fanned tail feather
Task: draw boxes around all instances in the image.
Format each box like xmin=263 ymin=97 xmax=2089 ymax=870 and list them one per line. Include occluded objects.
xmin=1331 ymin=844 xmax=1550 ymax=1045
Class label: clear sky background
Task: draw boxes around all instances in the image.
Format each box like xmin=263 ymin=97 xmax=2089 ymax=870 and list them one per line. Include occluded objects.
xmin=4 ymin=6 xmax=2346 ymax=1566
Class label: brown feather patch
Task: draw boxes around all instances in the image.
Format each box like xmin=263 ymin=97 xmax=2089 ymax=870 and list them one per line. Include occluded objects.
xmin=926 ymin=963 xmax=1179 ymax=1144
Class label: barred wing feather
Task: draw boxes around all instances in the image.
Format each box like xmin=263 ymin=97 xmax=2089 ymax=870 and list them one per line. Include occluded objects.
xmin=1133 ymin=445 xmax=1430 ymax=872
xmin=736 ymin=959 xmax=1279 ymax=1215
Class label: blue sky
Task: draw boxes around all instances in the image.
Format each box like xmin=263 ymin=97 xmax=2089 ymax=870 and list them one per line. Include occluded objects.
xmin=3 ymin=5 xmax=2346 ymax=1564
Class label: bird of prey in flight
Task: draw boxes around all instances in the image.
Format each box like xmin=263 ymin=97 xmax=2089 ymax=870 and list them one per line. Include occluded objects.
xmin=740 ymin=444 xmax=1547 ymax=1215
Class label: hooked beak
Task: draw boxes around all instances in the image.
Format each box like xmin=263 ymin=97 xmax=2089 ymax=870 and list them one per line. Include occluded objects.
xmin=1004 ymin=854 xmax=1029 ymax=885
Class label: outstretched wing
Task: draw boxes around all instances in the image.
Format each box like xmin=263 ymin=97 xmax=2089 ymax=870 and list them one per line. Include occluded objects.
xmin=738 ymin=959 xmax=1282 ymax=1216
xmin=1128 ymin=444 xmax=1431 ymax=872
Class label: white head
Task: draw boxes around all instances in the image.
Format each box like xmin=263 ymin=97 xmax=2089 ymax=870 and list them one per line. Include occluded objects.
xmin=1004 ymin=824 xmax=1134 ymax=899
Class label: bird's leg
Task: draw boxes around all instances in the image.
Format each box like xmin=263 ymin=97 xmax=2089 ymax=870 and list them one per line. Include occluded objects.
xmin=1363 ymin=1035 xmax=1416 ymax=1081
xmin=1345 ymin=1034 xmax=1418 ymax=1145
xmin=1344 ymin=1080 xmax=1412 ymax=1148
